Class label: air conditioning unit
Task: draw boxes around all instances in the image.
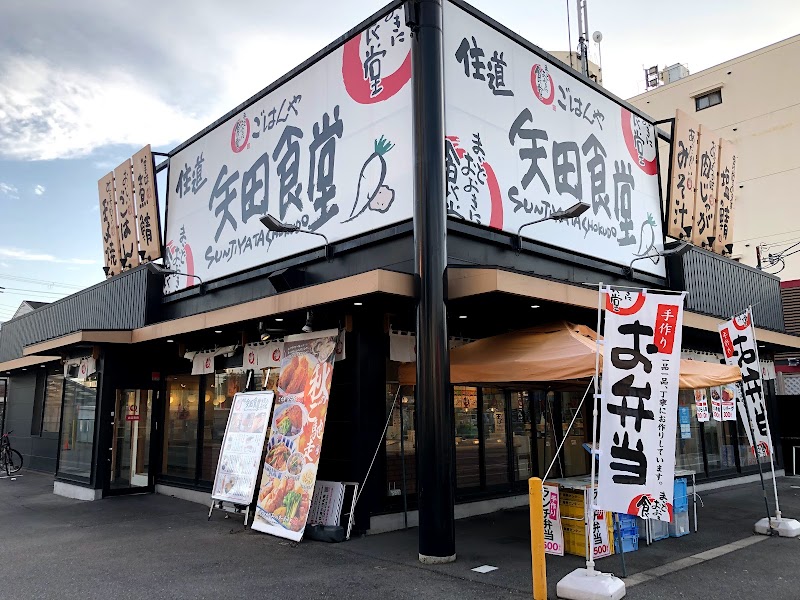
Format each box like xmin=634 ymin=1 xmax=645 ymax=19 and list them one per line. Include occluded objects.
xmin=660 ymin=63 xmax=690 ymax=84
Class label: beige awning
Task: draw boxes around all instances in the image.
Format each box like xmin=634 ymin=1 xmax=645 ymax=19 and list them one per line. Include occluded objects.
xmin=398 ymin=321 xmax=741 ymax=390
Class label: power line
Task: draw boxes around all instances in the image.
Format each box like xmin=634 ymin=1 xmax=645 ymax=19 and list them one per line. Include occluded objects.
xmin=0 ymin=287 xmax=69 ymax=297
xmin=0 ymin=272 xmax=82 ymax=290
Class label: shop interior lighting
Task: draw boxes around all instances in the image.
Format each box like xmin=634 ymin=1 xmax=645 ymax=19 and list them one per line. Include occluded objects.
xmin=531 ymin=304 xmax=540 ymax=308
xmin=259 ymin=215 xmax=333 ymax=261
xmin=275 ymin=317 xmax=284 ymax=322
xmin=625 ymin=242 xmax=691 ymax=278
xmin=514 ymin=201 xmax=590 ymax=251
xmin=214 ymin=330 xmax=222 ymax=334
xmin=354 ymin=302 xmax=363 ymax=306
xmin=458 ymin=315 xmax=468 ymax=319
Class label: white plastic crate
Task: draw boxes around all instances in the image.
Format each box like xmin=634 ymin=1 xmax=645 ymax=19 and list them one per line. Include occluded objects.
xmin=669 ymin=510 xmax=691 ymax=537
xmin=637 ymin=517 xmax=670 ymax=541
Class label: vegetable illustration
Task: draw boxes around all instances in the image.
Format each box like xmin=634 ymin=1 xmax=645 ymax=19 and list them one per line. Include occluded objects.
xmin=633 ymin=213 xmax=657 ymax=259
xmin=344 ymin=136 xmax=396 ymax=223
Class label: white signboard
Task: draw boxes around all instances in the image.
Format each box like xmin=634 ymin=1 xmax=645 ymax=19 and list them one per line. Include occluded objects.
xmin=597 ymin=289 xmax=685 ymax=522
xmin=542 ymin=484 xmax=564 ymax=556
xmin=442 ymin=3 xmax=665 ymax=276
xmin=718 ymin=309 xmax=773 ymax=457
xmin=694 ymin=389 xmax=709 ymax=422
xmin=710 ymin=388 xmax=722 ymax=421
xmin=592 ymin=488 xmax=612 ymax=559
xmin=211 ymin=391 xmax=274 ymax=505
xmin=164 ymin=8 xmax=413 ymax=291
xmin=721 ymin=385 xmax=737 ymax=421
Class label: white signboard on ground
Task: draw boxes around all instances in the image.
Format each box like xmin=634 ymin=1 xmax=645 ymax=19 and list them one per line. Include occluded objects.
xmin=542 ymin=484 xmax=564 ymax=556
xmin=719 ymin=309 xmax=773 ymax=457
xmin=597 ymin=289 xmax=685 ymax=522
xmin=211 ymin=391 xmax=274 ymax=505
xmin=164 ymin=8 xmax=413 ymax=292
xmin=442 ymin=2 xmax=665 ymax=276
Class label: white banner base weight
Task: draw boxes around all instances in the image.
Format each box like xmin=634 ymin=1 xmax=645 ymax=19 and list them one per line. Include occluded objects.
xmin=556 ymin=568 xmax=626 ymax=600
xmin=754 ymin=517 xmax=800 ymax=538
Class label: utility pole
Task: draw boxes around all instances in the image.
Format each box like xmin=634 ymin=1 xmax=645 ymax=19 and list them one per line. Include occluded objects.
xmin=575 ymin=0 xmax=590 ymax=78
xmin=408 ymin=0 xmax=456 ymax=564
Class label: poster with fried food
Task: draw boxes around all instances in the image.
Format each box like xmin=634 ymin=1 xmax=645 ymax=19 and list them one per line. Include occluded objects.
xmin=251 ymin=329 xmax=337 ymax=541
xmin=211 ymin=391 xmax=275 ymax=505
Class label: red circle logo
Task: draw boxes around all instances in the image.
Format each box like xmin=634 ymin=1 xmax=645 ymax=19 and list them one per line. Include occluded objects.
xmin=272 ymin=349 xmax=281 ymax=362
xmin=530 ymin=64 xmax=555 ymax=106
xmin=733 ymin=312 xmax=751 ymax=331
xmin=605 ymin=291 xmax=647 ymax=315
xmin=342 ymin=34 xmax=411 ymax=104
xmin=621 ymin=108 xmax=657 ymax=175
xmin=248 ymin=351 xmax=256 ymax=365
xmin=205 ymin=358 xmax=211 ymax=369
xmin=231 ymin=115 xmax=250 ymax=153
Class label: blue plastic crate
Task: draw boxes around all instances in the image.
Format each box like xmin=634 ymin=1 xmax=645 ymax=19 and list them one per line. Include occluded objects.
xmin=618 ymin=535 xmax=638 ymax=553
xmin=618 ymin=525 xmax=638 ymax=539
xmin=615 ymin=513 xmax=638 ymax=528
xmin=673 ymin=477 xmax=689 ymax=513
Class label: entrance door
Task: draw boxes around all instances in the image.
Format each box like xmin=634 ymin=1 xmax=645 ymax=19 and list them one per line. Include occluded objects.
xmin=107 ymin=389 xmax=155 ymax=493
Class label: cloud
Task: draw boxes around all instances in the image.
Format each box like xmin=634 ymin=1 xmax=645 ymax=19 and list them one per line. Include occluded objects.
xmin=0 ymin=246 xmax=97 ymax=265
xmin=0 ymin=182 xmax=19 ymax=199
xmin=33 ymin=184 xmax=45 ymax=195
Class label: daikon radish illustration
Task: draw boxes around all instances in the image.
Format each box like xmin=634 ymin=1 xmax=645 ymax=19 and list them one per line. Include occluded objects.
xmin=344 ymin=136 xmax=396 ymax=223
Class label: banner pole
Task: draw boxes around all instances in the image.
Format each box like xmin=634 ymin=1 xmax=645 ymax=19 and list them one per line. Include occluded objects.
xmin=745 ymin=386 xmax=774 ymax=534
xmin=749 ymin=306 xmax=781 ymax=520
xmin=586 ymin=282 xmax=603 ymax=575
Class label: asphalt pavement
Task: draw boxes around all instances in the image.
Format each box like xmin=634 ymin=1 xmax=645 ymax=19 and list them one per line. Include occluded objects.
xmin=1 ymin=470 xmax=799 ymax=599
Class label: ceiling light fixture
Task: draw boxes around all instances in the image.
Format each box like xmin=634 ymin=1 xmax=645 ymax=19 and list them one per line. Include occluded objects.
xmin=275 ymin=317 xmax=284 ymax=322
xmin=302 ymin=310 xmax=314 ymax=333
xmin=458 ymin=315 xmax=467 ymax=319
xmin=214 ymin=330 xmax=222 ymax=334
xmin=354 ymin=302 xmax=363 ymax=306
xmin=531 ymin=304 xmax=540 ymax=309
xmin=167 ymin=339 xmax=175 ymax=343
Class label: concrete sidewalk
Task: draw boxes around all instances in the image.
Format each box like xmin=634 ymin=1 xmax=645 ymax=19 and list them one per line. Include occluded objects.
xmin=1 ymin=471 xmax=799 ymax=599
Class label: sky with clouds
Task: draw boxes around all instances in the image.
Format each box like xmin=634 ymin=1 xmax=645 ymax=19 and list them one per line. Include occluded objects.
xmin=1 ymin=0 xmax=798 ymax=321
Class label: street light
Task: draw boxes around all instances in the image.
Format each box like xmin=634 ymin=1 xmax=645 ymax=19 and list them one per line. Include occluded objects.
xmin=625 ymin=242 xmax=691 ymax=278
xmin=150 ymin=264 xmax=205 ymax=293
xmin=514 ymin=201 xmax=591 ymax=252
xmin=259 ymin=215 xmax=332 ymax=261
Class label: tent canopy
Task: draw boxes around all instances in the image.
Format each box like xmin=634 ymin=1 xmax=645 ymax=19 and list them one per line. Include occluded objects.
xmin=397 ymin=321 xmax=741 ymax=390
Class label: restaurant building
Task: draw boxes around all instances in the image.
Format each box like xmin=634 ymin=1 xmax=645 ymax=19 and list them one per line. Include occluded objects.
xmin=1 ymin=0 xmax=799 ymax=559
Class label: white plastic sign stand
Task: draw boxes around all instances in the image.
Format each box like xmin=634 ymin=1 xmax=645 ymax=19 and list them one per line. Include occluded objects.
xmin=557 ymin=283 xmax=626 ymax=600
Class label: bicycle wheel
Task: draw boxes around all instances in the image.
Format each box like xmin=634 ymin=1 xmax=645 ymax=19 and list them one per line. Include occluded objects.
xmin=6 ymin=449 xmax=23 ymax=475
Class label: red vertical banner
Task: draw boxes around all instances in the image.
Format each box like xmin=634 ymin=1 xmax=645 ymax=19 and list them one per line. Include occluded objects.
xmin=252 ymin=329 xmax=338 ymax=541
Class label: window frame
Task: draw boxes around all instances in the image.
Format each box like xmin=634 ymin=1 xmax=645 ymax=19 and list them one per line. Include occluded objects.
xmin=695 ymin=89 xmax=722 ymax=111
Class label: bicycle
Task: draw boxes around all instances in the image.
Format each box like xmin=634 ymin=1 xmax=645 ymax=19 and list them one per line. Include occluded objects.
xmin=1 ymin=431 xmax=23 ymax=476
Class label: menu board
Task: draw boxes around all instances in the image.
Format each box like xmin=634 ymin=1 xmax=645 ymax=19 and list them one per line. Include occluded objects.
xmin=211 ymin=391 xmax=275 ymax=505
xmin=252 ymin=329 xmax=338 ymax=541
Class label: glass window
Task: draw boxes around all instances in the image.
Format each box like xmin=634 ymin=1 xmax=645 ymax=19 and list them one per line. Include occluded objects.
xmin=695 ymin=89 xmax=722 ymax=111
xmin=163 ymin=375 xmax=200 ymax=479
xmin=202 ymin=370 xmax=247 ymax=482
xmin=510 ymin=391 xmax=532 ymax=481
xmin=42 ymin=373 xmax=65 ymax=434
xmin=31 ymin=371 xmax=46 ymax=436
xmin=704 ymin=387 xmax=737 ymax=471
xmin=675 ymin=390 xmax=704 ymax=473
xmin=535 ymin=391 xmax=558 ymax=478
xmin=454 ymin=386 xmax=479 ymax=490
xmin=561 ymin=390 xmax=590 ymax=477
xmin=57 ymin=377 xmax=98 ymax=480
xmin=482 ymin=388 xmax=509 ymax=487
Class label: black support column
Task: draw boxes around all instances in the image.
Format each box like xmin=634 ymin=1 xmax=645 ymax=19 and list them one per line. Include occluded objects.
xmin=410 ymin=0 xmax=456 ymax=563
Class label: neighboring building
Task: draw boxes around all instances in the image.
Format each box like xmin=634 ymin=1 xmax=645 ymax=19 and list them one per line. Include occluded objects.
xmin=0 ymin=1 xmax=797 ymax=555
xmin=549 ymin=50 xmax=603 ymax=85
xmin=12 ymin=301 xmax=50 ymax=320
xmin=628 ymin=35 xmax=800 ymax=280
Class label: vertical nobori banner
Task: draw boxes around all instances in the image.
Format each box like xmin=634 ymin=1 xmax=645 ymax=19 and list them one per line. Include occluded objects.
xmin=597 ymin=289 xmax=685 ymax=522
xmin=252 ymin=329 xmax=337 ymax=541
xmin=718 ymin=309 xmax=772 ymax=458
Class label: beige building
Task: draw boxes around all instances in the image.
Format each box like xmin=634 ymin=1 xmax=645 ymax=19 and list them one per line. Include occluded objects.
xmin=628 ymin=35 xmax=800 ymax=280
xmin=550 ymin=50 xmax=603 ymax=86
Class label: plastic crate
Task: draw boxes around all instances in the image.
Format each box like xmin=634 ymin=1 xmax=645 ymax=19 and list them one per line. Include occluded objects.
xmin=617 ymin=535 xmax=639 ymax=553
xmin=637 ymin=517 xmax=670 ymax=541
xmin=561 ymin=514 xmax=615 ymax=558
xmin=673 ymin=477 xmax=689 ymax=513
xmin=559 ymin=488 xmax=586 ymax=520
xmin=669 ymin=510 xmax=691 ymax=538
xmin=615 ymin=513 xmax=638 ymax=529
